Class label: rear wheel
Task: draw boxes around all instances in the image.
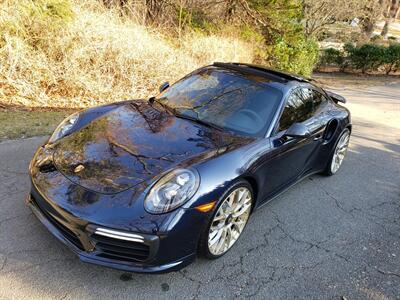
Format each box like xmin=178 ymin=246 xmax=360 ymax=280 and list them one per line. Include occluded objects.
xmin=199 ymin=180 xmax=253 ymax=259
xmin=323 ymin=128 xmax=350 ymax=176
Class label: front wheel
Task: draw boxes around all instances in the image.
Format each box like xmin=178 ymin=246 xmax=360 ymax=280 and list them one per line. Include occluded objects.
xmin=323 ymin=128 xmax=350 ymax=176
xmin=198 ymin=180 xmax=253 ymax=259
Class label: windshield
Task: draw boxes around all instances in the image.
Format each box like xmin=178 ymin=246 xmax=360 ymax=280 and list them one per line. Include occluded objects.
xmin=155 ymin=66 xmax=283 ymax=137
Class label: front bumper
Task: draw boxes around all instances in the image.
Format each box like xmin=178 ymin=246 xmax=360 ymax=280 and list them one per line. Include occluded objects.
xmin=26 ymin=188 xmax=196 ymax=273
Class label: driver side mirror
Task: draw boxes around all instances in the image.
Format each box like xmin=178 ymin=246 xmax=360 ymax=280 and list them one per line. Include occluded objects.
xmin=159 ymin=82 xmax=170 ymax=93
xmin=282 ymin=123 xmax=310 ymax=139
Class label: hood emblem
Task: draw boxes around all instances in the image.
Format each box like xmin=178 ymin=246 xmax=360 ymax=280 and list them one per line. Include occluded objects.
xmin=74 ymin=164 xmax=85 ymax=173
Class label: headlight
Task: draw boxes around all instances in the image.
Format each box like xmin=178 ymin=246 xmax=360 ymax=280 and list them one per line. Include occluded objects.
xmin=144 ymin=168 xmax=200 ymax=214
xmin=48 ymin=112 xmax=79 ymax=143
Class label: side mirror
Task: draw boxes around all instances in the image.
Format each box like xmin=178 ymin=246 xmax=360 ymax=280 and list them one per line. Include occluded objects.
xmin=159 ymin=82 xmax=170 ymax=93
xmin=283 ymin=123 xmax=310 ymax=139
xmin=326 ymin=90 xmax=346 ymax=104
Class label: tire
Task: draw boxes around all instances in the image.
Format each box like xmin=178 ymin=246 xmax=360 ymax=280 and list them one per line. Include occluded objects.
xmin=198 ymin=180 xmax=254 ymax=259
xmin=322 ymin=128 xmax=350 ymax=176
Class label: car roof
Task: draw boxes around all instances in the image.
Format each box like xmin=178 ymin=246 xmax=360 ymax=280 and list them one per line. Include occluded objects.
xmin=213 ymin=62 xmax=312 ymax=84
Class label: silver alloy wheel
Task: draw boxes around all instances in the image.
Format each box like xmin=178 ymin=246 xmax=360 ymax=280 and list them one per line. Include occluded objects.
xmin=330 ymin=130 xmax=350 ymax=174
xmin=208 ymin=187 xmax=252 ymax=256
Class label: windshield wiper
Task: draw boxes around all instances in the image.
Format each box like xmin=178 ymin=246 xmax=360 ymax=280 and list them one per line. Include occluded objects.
xmin=174 ymin=113 xmax=224 ymax=131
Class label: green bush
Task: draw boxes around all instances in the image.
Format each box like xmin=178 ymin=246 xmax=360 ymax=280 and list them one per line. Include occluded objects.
xmin=239 ymin=25 xmax=267 ymax=62
xmin=240 ymin=25 xmax=265 ymax=44
xmin=319 ymin=42 xmax=400 ymax=74
xmin=345 ymin=43 xmax=386 ymax=73
xmin=266 ymin=37 xmax=319 ymax=76
xmin=383 ymin=43 xmax=400 ymax=74
xmin=239 ymin=0 xmax=319 ymax=76
xmin=319 ymin=48 xmax=344 ymax=67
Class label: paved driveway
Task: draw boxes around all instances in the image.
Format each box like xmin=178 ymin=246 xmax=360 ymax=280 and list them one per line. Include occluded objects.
xmin=0 ymin=79 xmax=399 ymax=300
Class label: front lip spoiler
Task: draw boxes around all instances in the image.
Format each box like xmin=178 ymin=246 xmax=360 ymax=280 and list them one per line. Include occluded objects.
xmin=78 ymin=252 xmax=194 ymax=274
xmin=26 ymin=195 xmax=195 ymax=274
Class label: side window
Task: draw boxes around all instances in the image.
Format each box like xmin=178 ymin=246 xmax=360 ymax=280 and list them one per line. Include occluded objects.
xmin=312 ymin=90 xmax=328 ymax=112
xmin=278 ymin=89 xmax=313 ymax=131
xmin=298 ymin=88 xmax=314 ymax=117
xmin=302 ymin=88 xmax=327 ymax=112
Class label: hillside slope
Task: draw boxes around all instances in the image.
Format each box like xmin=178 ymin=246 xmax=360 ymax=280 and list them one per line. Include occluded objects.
xmin=0 ymin=0 xmax=254 ymax=108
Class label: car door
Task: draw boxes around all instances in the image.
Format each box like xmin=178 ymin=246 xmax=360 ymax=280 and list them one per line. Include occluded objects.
xmin=299 ymin=87 xmax=332 ymax=171
xmin=259 ymin=87 xmax=322 ymax=199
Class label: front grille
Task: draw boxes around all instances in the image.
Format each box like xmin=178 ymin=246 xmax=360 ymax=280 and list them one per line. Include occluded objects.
xmin=31 ymin=194 xmax=84 ymax=251
xmin=91 ymin=233 xmax=150 ymax=262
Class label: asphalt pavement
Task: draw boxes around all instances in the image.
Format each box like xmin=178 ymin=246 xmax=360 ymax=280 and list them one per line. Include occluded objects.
xmin=0 ymin=79 xmax=399 ymax=299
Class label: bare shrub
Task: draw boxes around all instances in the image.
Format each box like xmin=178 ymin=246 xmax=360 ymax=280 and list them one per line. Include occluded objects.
xmin=0 ymin=0 xmax=254 ymax=108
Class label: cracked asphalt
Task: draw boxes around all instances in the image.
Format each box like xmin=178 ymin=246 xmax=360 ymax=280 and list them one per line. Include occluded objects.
xmin=0 ymin=79 xmax=399 ymax=300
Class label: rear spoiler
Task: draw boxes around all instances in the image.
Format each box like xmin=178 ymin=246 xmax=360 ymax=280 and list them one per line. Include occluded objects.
xmin=326 ymin=90 xmax=346 ymax=104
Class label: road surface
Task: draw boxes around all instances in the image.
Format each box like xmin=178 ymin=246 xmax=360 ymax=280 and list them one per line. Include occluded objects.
xmin=0 ymin=78 xmax=399 ymax=299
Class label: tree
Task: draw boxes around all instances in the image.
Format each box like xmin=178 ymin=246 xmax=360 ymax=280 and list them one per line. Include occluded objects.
xmin=302 ymin=0 xmax=382 ymax=39
xmin=302 ymin=0 xmax=347 ymax=37
xmin=237 ymin=0 xmax=319 ymax=75
xmin=381 ymin=0 xmax=400 ymax=38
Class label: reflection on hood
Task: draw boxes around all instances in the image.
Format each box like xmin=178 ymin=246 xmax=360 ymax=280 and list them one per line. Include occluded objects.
xmin=53 ymin=101 xmax=253 ymax=194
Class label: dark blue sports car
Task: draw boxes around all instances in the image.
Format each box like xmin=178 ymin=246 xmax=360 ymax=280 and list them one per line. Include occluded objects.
xmin=27 ymin=63 xmax=351 ymax=273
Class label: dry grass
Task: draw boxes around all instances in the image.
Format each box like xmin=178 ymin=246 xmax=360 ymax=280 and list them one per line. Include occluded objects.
xmin=0 ymin=0 xmax=254 ymax=108
xmin=0 ymin=110 xmax=70 ymax=140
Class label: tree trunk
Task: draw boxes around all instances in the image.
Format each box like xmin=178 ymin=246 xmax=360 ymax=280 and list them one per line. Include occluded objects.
xmin=145 ymin=0 xmax=163 ymax=24
xmin=381 ymin=19 xmax=390 ymax=37
xmin=361 ymin=18 xmax=376 ymax=37
xmin=381 ymin=0 xmax=400 ymax=38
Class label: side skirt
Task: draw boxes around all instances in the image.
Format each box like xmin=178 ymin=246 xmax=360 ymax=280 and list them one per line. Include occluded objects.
xmin=254 ymin=169 xmax=323 ymax=211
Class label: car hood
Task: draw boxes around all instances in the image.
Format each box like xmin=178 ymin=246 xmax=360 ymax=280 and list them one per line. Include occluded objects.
xmin=53 ymin=101 xmax=252 ymax=194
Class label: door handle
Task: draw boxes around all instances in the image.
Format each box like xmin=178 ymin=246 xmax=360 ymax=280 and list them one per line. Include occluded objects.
xmin=313 ymin=134 xmax=322 ymax=141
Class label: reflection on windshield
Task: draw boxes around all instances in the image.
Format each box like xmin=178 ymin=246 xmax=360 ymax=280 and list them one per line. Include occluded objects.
xmin=155 ymin=66 xmax=282 ymax=137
